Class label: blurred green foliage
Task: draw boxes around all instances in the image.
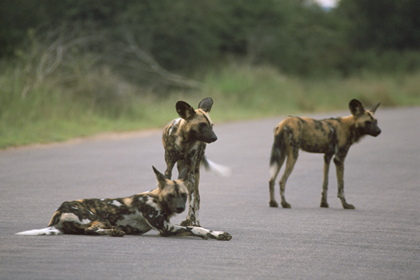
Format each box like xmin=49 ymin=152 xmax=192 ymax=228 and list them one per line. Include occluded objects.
xmin=1 ymin=0 xmax=419 ymax=76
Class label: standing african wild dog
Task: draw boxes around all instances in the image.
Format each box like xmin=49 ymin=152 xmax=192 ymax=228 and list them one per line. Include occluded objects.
xmin=163 ymin=97 xmax=228 ymax=227
xmin=16 ymin=166 xmax=232 ymax=241
xmin=268 ymin=99 xmax=381 ymax=209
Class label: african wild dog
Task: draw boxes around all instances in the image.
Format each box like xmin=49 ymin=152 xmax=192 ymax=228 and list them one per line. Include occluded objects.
xmin=16 ymin=166 xmax=232 ymax=240
xmin=162 ymin=97 xmax=229 ymax=227
xmin=268 ymin=99 xmax=381 ymax=209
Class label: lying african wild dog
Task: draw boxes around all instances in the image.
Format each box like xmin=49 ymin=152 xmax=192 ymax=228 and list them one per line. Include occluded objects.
xmin=16 ymin=166 xmax=232 ymax=241
xmin=269 ymin=99 xmax=381 ymax=209
xmin=162 ymin=97 xmax=230 ymax=227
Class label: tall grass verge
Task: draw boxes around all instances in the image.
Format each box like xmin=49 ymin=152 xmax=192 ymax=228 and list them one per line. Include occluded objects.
xmin=0 ymin=63 xmax=183 ymax=148
xmin=1 ymin=62 xmax=419 ymax=149
xmin=204 ymin=63 xmax=420 ymax=121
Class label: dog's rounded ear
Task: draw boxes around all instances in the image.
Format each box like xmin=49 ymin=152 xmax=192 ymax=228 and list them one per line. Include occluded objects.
xmin=370 ymin=102 xmax=381 ymax=114
xmin=198 ymin=97 xmax=214 ymax=113
xmin=176 ymin=101 xmax=196 ymax=120
xmin=152 ymin=166 xmax=167 ymax=189
xmin=349 ymin=99 xmax=365 ymax=116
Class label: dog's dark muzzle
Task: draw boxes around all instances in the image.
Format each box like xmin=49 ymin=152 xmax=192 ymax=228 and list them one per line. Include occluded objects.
xmin=371 ymin=128 xmax=381 ymax=137
xmin=175 ymin=207 xmax=185 ymax=214
xmin=197 ymin=130 xmax=218 ymax=143
xmin=206 ymin=135 xmax=218 ymax=143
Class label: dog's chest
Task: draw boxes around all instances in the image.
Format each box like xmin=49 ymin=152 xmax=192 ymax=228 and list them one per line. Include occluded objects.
xmin=113 ymin=194 xmax=165 ymax=234
xmin=164 ymin=119 xmax=205 ymax=162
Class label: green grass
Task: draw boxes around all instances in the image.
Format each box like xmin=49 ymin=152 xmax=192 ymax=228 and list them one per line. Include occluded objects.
xmin=1 ymin=62 xmax=419 ymax=149
xmin=204 ymin=63 xmax=420 ymax=120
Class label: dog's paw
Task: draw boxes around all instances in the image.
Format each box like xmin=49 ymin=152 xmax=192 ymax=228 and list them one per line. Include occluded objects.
xmin=281 ymin=201 xmax=291 ymax=208
xmin=343 ymin=203 xmax=355 ymax=210
xmin=110 ymin=229 xmax=125 ymax=237
xmin=209 ymin=231 xmax=232 ymax=241
xmin=320 ymin=201 xmax=329 ymax=208
xmin=269 ymin=200 xmax=279 ymax=208
xmin=219 ymin=232 xmax=232 ymax=241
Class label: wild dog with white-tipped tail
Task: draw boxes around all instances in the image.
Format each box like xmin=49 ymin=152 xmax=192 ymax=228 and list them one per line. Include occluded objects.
xmin=162 ymin=97 xmax=230 ymax=227
xmin=268 ymin=99 xmax=381 ymax=209
xmin=16 ymin=166 xmax=232 ymax=240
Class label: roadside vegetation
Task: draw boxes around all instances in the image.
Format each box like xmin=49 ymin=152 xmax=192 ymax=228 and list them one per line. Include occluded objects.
xmin=1 ymin=0 xmax=419 ymax=149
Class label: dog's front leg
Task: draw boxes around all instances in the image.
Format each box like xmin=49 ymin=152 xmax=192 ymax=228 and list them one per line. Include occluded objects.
xmin=181 ymin=171 xmax=200 ymax=227
xmin=161 ymin=223 xmax=232 ymax=241
xmin=180 ymin=152 xmax=201 ymax=226
xmin=320 ymin=153 xmax=333 ymax=208
xmin=143 ymin=199 xmax=231 ymax=241
xmin=191 ymin=170 xmax=201 ymax=226
xmin=334 ymin=155 xmax=355 ymax=209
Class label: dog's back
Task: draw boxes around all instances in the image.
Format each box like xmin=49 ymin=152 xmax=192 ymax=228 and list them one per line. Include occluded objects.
xmin=273 ymin=116 xmax=341 ymax=154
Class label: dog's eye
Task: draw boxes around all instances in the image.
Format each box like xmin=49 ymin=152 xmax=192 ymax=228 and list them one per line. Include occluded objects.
xmin=365 ymin=121 xmax=372 ymax=125
xmin=199 ymin=123 xmax=207 ymax=129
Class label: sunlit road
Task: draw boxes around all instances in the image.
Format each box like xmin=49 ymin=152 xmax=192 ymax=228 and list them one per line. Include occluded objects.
xmin=1 ymin=107 xmax=419 ymax=280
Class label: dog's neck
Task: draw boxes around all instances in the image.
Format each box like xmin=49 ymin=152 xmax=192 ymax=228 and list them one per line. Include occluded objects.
xmin=339 ymin=115 xmax=365 ymax=144
xmin=176 ymin=120 xmax=203 ymax=149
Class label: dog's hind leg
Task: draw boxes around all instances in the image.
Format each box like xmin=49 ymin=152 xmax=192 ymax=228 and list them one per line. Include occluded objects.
xmin=279 ymin=147 xmax=298 ymax=208
xmin=320 ymin=153 xmax=333 ymax=208
xmin=268 ymin=146 xmax=286 ymax=208
xmin=269 ymin=163 xmax=281 ymax=207
xmin=84 ymin=221 xmax=125 ymax=237
xmin=269 ymin=129 xmax=287 ymax=207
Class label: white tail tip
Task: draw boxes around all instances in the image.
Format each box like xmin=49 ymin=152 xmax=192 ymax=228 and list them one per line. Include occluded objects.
xmin=16 ymin=227 xmax=62 ymax=236
xmin=269 ymin=162 xmax=280 ymax=180
xmin=204 ymin=159 xmax=232 ymax=177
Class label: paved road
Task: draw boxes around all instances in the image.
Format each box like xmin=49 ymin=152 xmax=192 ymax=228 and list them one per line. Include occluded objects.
xmin=0 ymin=107 xmax=419 ymax=280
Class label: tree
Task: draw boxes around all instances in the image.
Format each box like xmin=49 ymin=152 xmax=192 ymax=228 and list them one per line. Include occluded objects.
xmin=337 ymin=0 xmax=420 ymax=51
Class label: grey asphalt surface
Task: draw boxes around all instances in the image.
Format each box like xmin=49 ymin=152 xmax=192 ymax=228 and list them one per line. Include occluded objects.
xmin=0 ymin=107 xmax=419 ymax=280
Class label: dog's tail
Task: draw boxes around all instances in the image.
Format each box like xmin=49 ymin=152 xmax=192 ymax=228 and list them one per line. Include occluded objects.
xmin=16 ymin=226 xmax=62 ymax=236
xmin=202 ymin=157 xmax=232 ymax=177
xmin=269 ymin=128 xmax=286 ymax=179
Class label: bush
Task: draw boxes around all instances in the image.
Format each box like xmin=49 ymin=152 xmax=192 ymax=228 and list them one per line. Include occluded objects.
xmin=350 ymin=50 xmax=420 ymax=74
